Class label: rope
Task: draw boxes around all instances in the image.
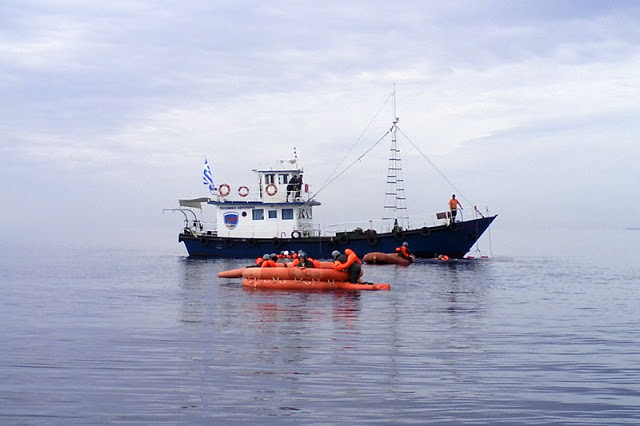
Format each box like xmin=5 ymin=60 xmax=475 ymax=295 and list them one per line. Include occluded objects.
xmin=310 ymin=127 xmax=392 ymax=200
xmin=319 ymin=92 xmax=393 ymax=189
xmin=395 ymin=125 xmax=472 ymax=207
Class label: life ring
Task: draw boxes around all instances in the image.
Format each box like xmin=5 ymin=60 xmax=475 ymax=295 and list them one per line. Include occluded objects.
xmin=304 ymin=183 xmax=309 ymax=193
xmin=247 ymin=238 xmax=256 ymax=247
xmin=449 ymin=222 xmax=459 ymax=231
xmin=291 ymin=230 xmax=301 ymax=239
xmin=367 ymin=234 xmax=378 ymax=246
xmin=420 ymin=226 xmax=431 ymax=236
xmin=272 ymin=237 xmax=282 ymax=248
xmin=200 ymin=238 xmax=209 ymax=246
xmin=224 ymin=239 xmax=233 ymax=248
xmin=339 ymin=234 xmax=350 ymax=244
xmin=327 ymin=240 xmax=337 ymax=250
xmin=394 ymin=230 xmax=404 ymax=241
xmin=219 ymin=183 xmax=231 ymax=197
xmin=266 ymin=183 xmax=278 ymax=196
xmin=238 ymin=186 xmax=249 ymax=197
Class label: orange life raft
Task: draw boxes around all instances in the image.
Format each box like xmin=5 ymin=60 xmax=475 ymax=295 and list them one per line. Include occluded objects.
xmin=218 ymin=261 xmax=338 ymax=278
xmin=362 ymin=252 xmax=413 ymax=265
xmin=242 ymin=266 xmax=350 ymax=281
xmin=242 ymin=278 xmax=390 ymax=291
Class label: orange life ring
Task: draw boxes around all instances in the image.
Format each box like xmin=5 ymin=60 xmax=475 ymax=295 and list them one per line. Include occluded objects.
xmin=219 ymin=183 xmax=231 ymax=197
xmin=266 ymin=183 xmax=278 ymax=196
xmin=238 ymin=186 xmax=249 ymax=197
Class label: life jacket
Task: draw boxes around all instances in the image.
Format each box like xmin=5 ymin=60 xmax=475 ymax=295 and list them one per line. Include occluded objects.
xmin=449 ymin=198 xmax=459 ymax=210
xmin=255 ymin=257 xmax=263 ymax=265
xmin=335 ymin=250 xmax=360 ymax=271
xmin=260 ymin=259 xmax=277 ymax=268
xmin=396 ymin=246 xmax=411 ymax=258
xmin=345 ymin=249 xmax=361 ymax=265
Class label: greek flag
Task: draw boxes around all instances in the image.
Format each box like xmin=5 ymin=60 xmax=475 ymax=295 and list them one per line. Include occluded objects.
xmin=203 ymin=158 xmax=215 ymax=191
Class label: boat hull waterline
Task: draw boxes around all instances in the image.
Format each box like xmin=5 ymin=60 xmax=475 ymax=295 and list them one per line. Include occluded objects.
xmin=181 ymin=215 xmax=496 ymax=259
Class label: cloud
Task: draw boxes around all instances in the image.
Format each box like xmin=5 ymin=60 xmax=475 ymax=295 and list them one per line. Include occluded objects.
xmin=2 ymin=0 xmax=640 ymax=250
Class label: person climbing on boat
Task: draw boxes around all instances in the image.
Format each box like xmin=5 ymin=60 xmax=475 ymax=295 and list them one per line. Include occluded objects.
xmin=449 ymin=194 xmax=463 ymax=224
xmin=332 ymin=249 xmax=362 ymax=283
xmin=292 ymin=251 xmax=318 ymax=268
xmin=395 ymin=242 xmax=414 ymax=263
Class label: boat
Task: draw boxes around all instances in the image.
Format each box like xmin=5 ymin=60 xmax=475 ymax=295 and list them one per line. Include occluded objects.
xmin=362 ymin=252 xmax=414 ymax=265
xmin=218 ymin=261 xmax=387 ymax=291
xmin=167 ymin=90 xmax=497 ymax=259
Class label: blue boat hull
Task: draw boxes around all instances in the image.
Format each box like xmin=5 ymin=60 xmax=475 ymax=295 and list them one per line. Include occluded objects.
xmin=179 ymin=215 xmax=497 ymax=259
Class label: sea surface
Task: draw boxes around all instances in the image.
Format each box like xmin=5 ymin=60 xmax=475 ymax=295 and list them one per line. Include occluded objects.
xmin=1 ymin=229 xmax=639 ymax=424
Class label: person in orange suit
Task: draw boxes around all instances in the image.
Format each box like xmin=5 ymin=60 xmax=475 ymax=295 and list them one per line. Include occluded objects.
xmin=292 ymin=251 xmax=318 ymax=268
xmin=332 ymin=249 xmax=362 ymax=283
xmin=395 ymin=242 xmax=414 ymax=263
xmin=449 ymin=194 xmax=463 ymax=224
xmin=260 ymin=254 xmax=277 ymax=268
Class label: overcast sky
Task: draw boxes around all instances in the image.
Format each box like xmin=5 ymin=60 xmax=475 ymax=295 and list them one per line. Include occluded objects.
xmin=2 ymin=0 xmax=639 ymax=253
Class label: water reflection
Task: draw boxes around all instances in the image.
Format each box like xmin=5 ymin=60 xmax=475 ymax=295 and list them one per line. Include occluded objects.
xmin=239 ymin=291 xmax=362 ymax=329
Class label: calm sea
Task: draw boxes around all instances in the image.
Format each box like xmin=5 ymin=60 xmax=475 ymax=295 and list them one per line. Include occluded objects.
xmin=1 ymin=229 xmax=639 ymax=424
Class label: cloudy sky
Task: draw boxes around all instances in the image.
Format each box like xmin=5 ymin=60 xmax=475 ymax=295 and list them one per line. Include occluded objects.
xmin=2 ymin=0 xmax=639 ymax=253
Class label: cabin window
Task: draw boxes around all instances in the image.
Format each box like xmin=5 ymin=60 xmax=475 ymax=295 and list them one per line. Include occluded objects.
xmin=264 ymin=174 xmax=275 ymax=184
xmin=282 ymin=209 xmax=294 ymax=220
xmin=252 ymin=209 xmax=264 ymax=220
xmin=297 ymin=208 xmax=312 ymax=219
xmin=268 ymin=210 xmax=277 ymax=219
xmin=278 ymin=174 xmax=289 ymax=184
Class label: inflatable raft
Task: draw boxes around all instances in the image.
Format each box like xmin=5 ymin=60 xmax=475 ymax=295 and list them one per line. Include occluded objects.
xmin=242 ymin=266 xmax=351 ymax=281
xmin=218 ymin=261 xmax=339 ymax=278
xmin=242 ymin=278 xmax=390 ymax=291
xmin=218 ymin=264 xmax=388 ymax=291
xmin=362 ymin=252 xmax=414 ymax=265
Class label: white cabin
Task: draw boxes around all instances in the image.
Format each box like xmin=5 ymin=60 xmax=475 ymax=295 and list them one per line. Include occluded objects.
xmin=181 ymin=158 xmax=321 ymax=239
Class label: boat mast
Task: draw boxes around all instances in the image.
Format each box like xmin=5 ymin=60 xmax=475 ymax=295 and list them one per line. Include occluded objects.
xmin=383 ymin=87 xmax=408 ymax=231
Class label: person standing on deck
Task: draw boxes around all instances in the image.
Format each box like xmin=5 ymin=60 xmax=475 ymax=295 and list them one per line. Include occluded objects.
xmin=449 ymin=194 xmax=463 ymax=224
xmin=286 ymin=175 xmax=298 ymax=202
xmin=295 ymin=174 xmax=303 ymax=200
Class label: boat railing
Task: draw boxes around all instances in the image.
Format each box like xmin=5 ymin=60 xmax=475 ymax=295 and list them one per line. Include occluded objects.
xmin=323 ymin=206 xmax=491 ymax=235
xmin=183 ymin=219 xmax=217 ymax=237
xmin=211 ymin=183 xmax=316 ymax=204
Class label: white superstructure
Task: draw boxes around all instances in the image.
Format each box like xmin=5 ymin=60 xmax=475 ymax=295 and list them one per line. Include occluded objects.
xmin=180 ymin=158 xmax=320 ymax=239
